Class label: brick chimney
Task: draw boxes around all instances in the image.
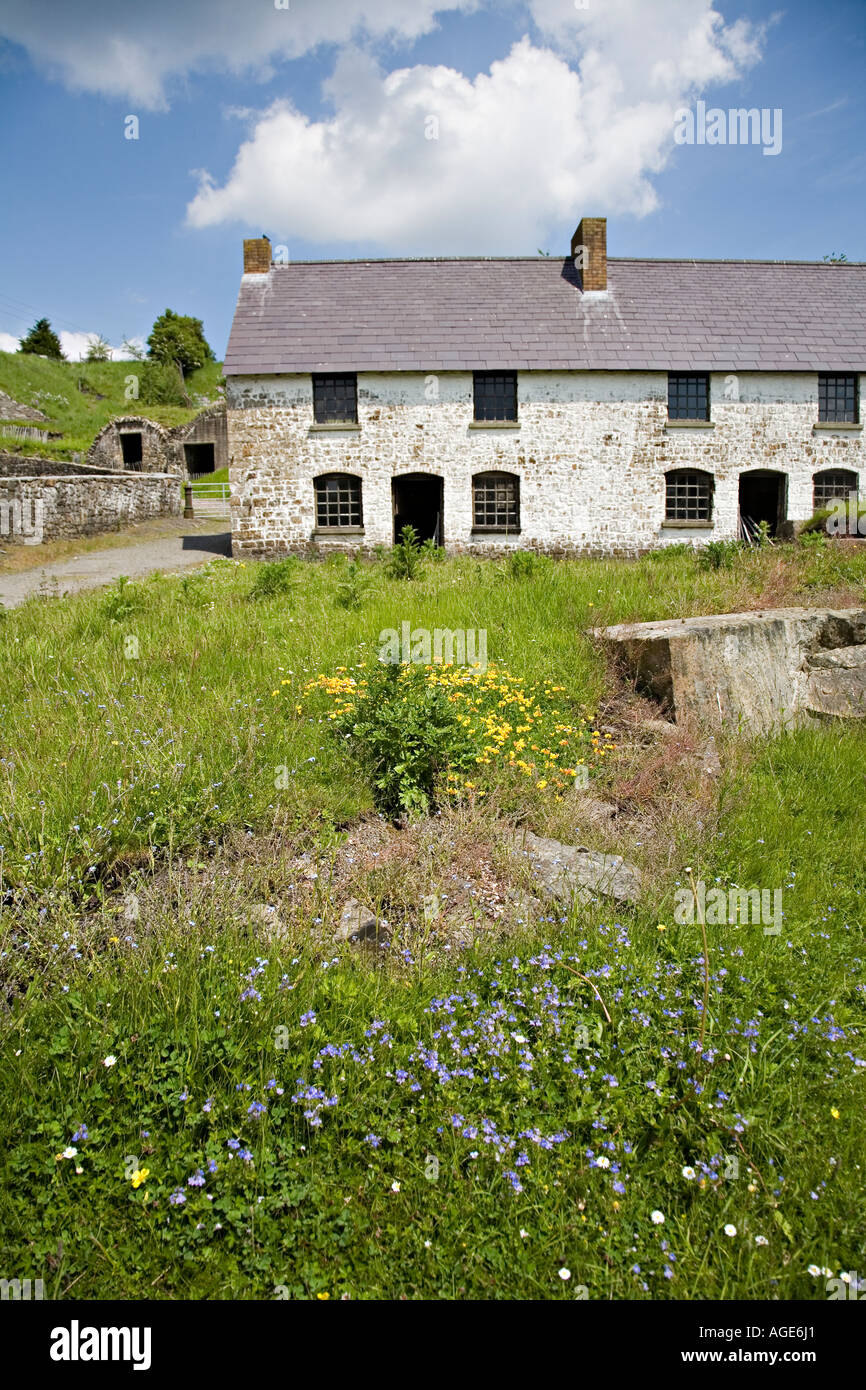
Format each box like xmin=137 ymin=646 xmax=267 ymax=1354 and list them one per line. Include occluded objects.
xmin=571 ymin=217 xmax=607 ymax=291
xmin=243 ymin=237 xmax=271 ymax=274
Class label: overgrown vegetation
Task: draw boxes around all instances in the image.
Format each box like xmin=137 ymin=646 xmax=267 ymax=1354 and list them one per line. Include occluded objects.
xmin=0 ymin=545 xmax=863 ymax=1299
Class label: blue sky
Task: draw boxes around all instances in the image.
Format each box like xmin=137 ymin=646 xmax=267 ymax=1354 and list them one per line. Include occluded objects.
xmin=0 ymin=0 xmax=863 ymax=361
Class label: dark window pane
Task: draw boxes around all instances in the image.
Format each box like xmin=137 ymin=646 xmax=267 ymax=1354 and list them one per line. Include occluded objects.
xmin=472 ymin=472 xmax=519 ymax=530
xmin=314 ymin=474 xmax=362 ymax=528
xmin=665 ymin=469 xmax=713 ymax=521
xmin=813 ymin=469 xmax=858 ymax=509
xmin=818 ymin=374 xmax=858 ymax=424
xmin=313 ymin=373 xmax=358 ymax=423
xmin=668 ymin=373 xmax=709 ymax=421
xmin=473 ymin=372 xmax=517 ymax=422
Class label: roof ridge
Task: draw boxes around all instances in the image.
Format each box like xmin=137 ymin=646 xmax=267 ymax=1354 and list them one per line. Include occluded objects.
xmin=261 ymin=256 xmax=866 ymax=268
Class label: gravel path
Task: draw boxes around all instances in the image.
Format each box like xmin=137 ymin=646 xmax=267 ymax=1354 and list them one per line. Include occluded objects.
xmin=0 ymin=522 xmax=232 ymax=609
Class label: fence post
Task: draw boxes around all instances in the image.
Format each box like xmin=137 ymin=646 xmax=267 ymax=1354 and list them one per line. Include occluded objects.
xmin=183 ymin=483 xmax=194 ymax=519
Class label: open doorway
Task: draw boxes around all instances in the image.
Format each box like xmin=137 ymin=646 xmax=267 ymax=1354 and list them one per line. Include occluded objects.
xmin=184 ymin=442 xmax=216 ymax=475
xmin=120 ymin=432 xmax=143 ymax=470
xmin=392 ymin=473 xmax=443 ymax=544
xmin=738 ymin=470 xmax=787 ymax=540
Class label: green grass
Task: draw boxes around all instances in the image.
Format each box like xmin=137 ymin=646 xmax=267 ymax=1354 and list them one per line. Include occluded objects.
xmin=0 ymin=351 xmax=224 ymax=461
xmin=0 ymin=546 xmax=864 ymax=1299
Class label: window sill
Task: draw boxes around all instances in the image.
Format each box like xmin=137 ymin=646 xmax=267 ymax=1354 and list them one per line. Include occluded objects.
xmin=661 ymin=519 xmax=714 ymax=529
xmin=468 ymin=420 xmax=520 ymax=430
xmin=813 ymin=423 xmax=862 ymax=432
xmin=313 ymin=527 xmax=365 ymax=537
xmin=471 ymin=528 xmax=522 ymax=536
xmin=665 ymin=420 xmax=714 ymax=430
xmin=309 ymin=423 xmax=361 ymax=433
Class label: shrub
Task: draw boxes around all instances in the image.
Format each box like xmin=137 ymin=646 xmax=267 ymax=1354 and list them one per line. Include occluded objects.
xmin=138 ymin=360 xmax=188 ymax=407
xmin=507 ymin=550 xmax=549 ymax=579
xmin=100 ymin=575 xmax=141 ymax=623
xmin=387 ymin=525 xmax=425 ymax=580
xmin=696 ymin=539 xmax=742 ymax=571
xmin=248 ymin=557 xmax=299 ymax=602
xmin=332 ymin=662 xmax=475 ymax=817
xmin=335 ymin=560 xmax=374 ymax=611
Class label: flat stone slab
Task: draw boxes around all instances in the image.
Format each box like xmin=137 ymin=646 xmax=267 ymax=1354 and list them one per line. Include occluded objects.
xmin=509 ymin=829 xmax=641 ymax=906
xmin=804 ymin=667 xmax=866 ymax=719
xmin=595 ymin=607 xmax=866 ymax=733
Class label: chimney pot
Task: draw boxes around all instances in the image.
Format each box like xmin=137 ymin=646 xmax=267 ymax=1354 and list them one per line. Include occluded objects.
xmin=571 ymin=217 xmax=607 ymax=291
xmin=243 ymin=237 xmax=272 ymax=274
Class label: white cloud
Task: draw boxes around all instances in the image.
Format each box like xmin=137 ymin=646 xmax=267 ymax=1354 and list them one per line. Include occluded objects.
xmin=0 ymin=330 xmax=144 ymax=361
xmin=59 ymin=333 xmax=145 ymax=362
xmin=0 ymin=0 xmax=480 ymax=109
xmin=187 ymin=4 xmax=764 ymax=253
xmin=0 ymin=0 xmax=766 ymax=251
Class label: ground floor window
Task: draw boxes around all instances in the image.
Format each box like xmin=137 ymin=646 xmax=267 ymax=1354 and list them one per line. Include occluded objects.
xmin=665 ymin=468 xmax=713 ymax=521
xmin=314 ymin=473 xmax=362 ymax=529
xmin=813 ymin=469 xmax=858 ymax=510
xmin=472 ymin=471 xmax=520 ymax=532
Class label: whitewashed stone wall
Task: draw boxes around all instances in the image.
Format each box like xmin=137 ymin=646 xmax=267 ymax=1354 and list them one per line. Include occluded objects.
xmin=226 ymin=371 xmax=864 ymax=557
xmin=0 ymin=473 xmax=181 ymax=543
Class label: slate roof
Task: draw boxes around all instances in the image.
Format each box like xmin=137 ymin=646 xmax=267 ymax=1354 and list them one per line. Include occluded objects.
xmin=224 ymin=256 xmax=866 ymax=376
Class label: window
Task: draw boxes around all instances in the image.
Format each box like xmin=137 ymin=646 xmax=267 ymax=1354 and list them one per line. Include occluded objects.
xmin=314 ymin=474 xmax=362 ymax=529
xmin=813 ymin=469 xmax=858 ymax=510
xmin=313 ymin=373 xmax=358 ymax=424
xmin=668 ymin=373 xmax=709 ymax=421
xmin=472 ymin=472 xmax=520 ymax=532
xmin=665 ymin=469 xmax=713 ymax=522
xmin=473 ymin=372 xmax=517 ymax=422
xmin=818 ymin=374 xmax=859 ymax=424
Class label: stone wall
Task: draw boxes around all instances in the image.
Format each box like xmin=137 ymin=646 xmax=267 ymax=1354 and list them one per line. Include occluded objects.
xmin=0 ymin=473 xmax=181 ymax=544
xmin=175 ymin=405 xmax=228 ymax=473
xmin=226 ymin=371 xmax=864 ymax=557
xmin=0 ymin=452 xmax=115 ymax=477
xmin=86 ymin=408 xmax=228 ymax=476
xmin=86 ymin=417 xmax=178 ymax=473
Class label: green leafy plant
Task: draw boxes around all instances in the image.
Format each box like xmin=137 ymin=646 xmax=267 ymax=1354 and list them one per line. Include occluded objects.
xmin=333 ymin=662 xmax=475 ymax=817
xmin=248 ymin=557 xmax=299 ymax=602
xmin=507 ymin=550 xmax=549 ymax=579
xmin=697 ymin=539 xmax=741 ymax=571
xmin=335 ymin=560 xmax=373 ymax=610
xmin=100 ymin=575 xmax=141 ymax=623
xmin=387 ymin=525 xmax=425 ymax=581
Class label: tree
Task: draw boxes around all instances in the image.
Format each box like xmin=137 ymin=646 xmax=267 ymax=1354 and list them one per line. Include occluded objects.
xmin=84 ymin=334 xmax=112 ymax=362
xmin=146 ymin=308 xmax=214 ymax=377
xmin=19 ymin=318 xmax=64 ymax=359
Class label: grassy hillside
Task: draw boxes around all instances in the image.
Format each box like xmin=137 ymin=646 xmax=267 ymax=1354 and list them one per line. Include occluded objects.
xmin=0 ymin=351 xmax=224 ymax=462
